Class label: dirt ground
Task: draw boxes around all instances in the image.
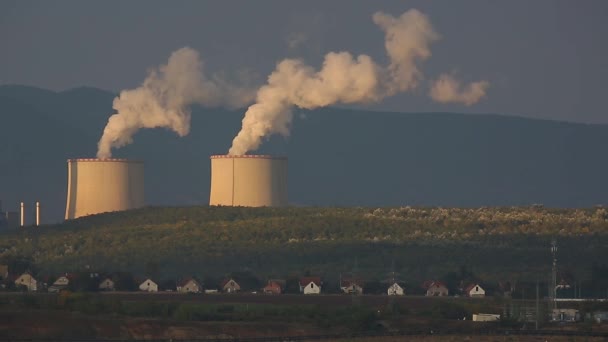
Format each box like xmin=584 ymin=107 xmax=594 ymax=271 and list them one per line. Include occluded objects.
xmin=325 ymin=337 xmax=606 ymax=342
xmin=2 ymin=309 xmax=606 ymax=341
xmin=0 ymin=310 xmax=328 ymax=339
xmin=1 ymin=294 xmax=605 ymax=340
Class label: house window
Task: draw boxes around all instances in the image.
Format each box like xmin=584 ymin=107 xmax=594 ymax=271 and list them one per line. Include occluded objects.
xmin=310 ymin=283 xmax=313 ymax=289
xmin=475 ymin=286 xmax=479 ymax=291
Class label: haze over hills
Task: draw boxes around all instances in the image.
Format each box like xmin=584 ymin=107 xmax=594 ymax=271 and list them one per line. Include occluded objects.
xmin=1 ymin=85 xmax=607 ymax=223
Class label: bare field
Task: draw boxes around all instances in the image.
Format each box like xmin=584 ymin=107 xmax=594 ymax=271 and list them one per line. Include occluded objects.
xmin=2 ymin=293 xmax=606 ymax=341
xmin=325 ymin=337 xmax=606 ymax=342
xmin=1 ymin=291 xmax=499 ymax=308
xmin=102 ymin=292 xmax=499 ymax=309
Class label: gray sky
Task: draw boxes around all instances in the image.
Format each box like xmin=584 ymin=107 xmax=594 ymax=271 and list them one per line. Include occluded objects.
xmin=1 ymin=0 xmax=607 ymax=123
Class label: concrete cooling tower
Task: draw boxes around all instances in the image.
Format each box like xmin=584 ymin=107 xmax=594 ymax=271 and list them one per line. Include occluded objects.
xmin=209 ymin=155 xmax=287 ymax=207
xmin=65 ymin=158 xmax=144 ymax=220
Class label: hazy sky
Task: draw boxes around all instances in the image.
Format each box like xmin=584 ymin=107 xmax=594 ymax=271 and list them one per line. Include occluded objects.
xmin=1 ymin=0 xmax=607 ymax=123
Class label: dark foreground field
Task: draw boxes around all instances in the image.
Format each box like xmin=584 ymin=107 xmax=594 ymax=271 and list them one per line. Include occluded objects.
xmin=1 ymin=293 xmax=607 ymax=340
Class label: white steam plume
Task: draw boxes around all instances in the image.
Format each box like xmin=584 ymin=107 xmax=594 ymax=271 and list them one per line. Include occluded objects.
xmin=97 ymin=47 xmax=254 ymax=159
xmin=372 ymin=10 xmax=439 ymax=94
xmin=429 ymin=73 xmax=489 ymax=105
xmin=229 ymin=9 xmax=442 ymax=156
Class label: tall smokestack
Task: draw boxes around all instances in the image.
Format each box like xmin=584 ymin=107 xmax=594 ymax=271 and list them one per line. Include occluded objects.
xmin=35 ymin=202 xmax=40 ymax=227
xmin=20 ymin=202 xmax=24 ymax=227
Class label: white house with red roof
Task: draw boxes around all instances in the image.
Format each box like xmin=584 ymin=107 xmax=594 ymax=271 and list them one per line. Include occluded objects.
xmin=177 ymin=277 xmax=201 ymax=293
xmin=464 ymin=283 xmax=485 ymax=297
xmin=139 ymin=278 xmax=159 ymax=292
xmin=14 ymin=272 xmax=37 ymax=292
xmin=299 ymin=277 xmax=322 ymax=294
xmin=99 ymin=277 xmax=115 ymax=291
xmin=48 ymin=274 xmax=74 ymax=293
xmin=221 ymin=278 xmax=241 ymax=293
xmin=388 ymin=282 xmax=405 ymax=296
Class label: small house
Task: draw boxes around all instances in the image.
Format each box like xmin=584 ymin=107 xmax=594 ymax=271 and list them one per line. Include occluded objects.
xmin=14 ymin=272 xmax=37 ymax=292
xmin=263 ymin=280 xmax=283 ymax=294
xmin=139 ymin=278 xmax=159 ymax=292
xmin=424 ymin=281 xmax=448 ymax=297
xmin=340 ymin=278 xmax=363 ymax=295
xmin=177 ymin=277 xmax=201 ymax=293
xmin=299 ymin=277 xmax=322 ymax=295
xmin=99 ymin=277 xmax=115 ymax=291
xmin=48 ymin=274 xmax=72 ymax=293
xmin=221 ymin=278 xmax=241 ymax=293
xmin=387 ymin=282 xmax=404 ymax=296
xmin=464 ymin=283 xmax=485 ymax=298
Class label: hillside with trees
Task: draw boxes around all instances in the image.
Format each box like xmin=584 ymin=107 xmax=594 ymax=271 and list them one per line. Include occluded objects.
xmin=1 ymin=206 xmax=607 ymax=292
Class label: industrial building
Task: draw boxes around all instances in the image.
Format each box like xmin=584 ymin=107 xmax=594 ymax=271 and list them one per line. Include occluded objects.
xmin=209 ymin=155 xmax=287 ymax=207
xmin=0 ymin=200 xmax=21 ymax=230
xmin=65 ymin=158 xmax=144 ymax=220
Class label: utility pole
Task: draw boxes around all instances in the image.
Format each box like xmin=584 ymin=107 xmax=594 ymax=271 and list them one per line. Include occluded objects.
xmin=535 ymin=279 xmax=539 ymax=330
xmin=351 ymin=257 xmax=360 ymax=306
xmin=388 ymin=259 xmax=397 ymax=312
xmin=550 ymin=239 xmax=558 ymax=313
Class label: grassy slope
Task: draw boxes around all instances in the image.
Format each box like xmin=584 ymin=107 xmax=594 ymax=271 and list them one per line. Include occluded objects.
xmin=0 ymin=206 xmax=607 ymax=283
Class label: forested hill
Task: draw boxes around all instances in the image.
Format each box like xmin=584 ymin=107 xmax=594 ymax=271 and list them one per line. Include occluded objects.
xmin=1 ymin=206 xmax=607 ymax=284
xmin=2 ymin=85 xmax=608 ymax=223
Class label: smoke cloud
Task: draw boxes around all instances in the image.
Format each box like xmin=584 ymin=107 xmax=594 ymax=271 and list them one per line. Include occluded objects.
xmin=97 ymin=47 xmax=254 ymax=159
xmin=372 ymin=10 xmax=438 ymax=94
xmin=429 ymin=73 xmax=489 ymax=106
xmin=230 ymin=10 xmax=433 ymax=155
xmin=228 ymin=9 xmax=488 ymax=156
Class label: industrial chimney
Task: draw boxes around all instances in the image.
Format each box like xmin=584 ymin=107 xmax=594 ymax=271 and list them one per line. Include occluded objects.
xmin=35 ymin=202 xmax=41 ymax=226
xmin=20 ymin=202 xmax=24 ymax=227
xmin=65 ymin=158 xmax=145 ymax=220
xmin=209 ymin=155 xmax=288 ymax=207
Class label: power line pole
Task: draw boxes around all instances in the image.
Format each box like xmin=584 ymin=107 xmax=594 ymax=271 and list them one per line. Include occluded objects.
xmin=550 ymin=239 xmax=558 ymax=313
xmin=388 ymin=259 xmax=396 ymax=312
xmin=535 ymin=279 xmax=539 ymax=330
xmin=351 ymin=257 xmax=360 ymax=306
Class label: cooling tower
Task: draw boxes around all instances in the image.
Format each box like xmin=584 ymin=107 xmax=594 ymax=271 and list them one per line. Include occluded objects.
xmin=209 ymin=155 xmax=287 ymax=207
xmin=65 ymin=158 xmax=144 ymax=220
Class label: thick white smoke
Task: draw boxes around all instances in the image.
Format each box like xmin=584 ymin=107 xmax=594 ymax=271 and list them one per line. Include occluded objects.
xmin=97 ymin=47 xmax=254 ymax=159
xmin=229 ymin=9 xmax=488 ymax=155
xmin=429 ymin=73 xmax=489 ymax=106
xmin=372 ymin=10 xmax=439 ymax=94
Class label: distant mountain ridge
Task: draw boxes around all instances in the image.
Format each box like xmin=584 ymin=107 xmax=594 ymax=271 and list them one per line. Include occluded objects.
xmin=0 ymin=84 xmax=607 ymax=223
